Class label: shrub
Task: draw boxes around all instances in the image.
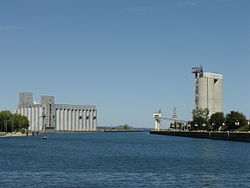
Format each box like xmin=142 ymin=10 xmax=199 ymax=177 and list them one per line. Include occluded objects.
xmin=238 ymin=125 xmax=250 ymax=132
xmin=20 ymin=128 xmax=26 ymax=134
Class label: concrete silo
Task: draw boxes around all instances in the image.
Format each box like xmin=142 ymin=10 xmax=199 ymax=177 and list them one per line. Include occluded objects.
xmin=192 ymin=66 xmax=223 ymax=116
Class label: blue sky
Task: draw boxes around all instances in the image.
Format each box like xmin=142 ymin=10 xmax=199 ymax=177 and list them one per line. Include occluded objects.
xmin=0 ymin=0 xmax=249 ymax=128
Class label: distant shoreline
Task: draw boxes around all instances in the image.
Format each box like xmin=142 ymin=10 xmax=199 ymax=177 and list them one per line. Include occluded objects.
xmin=43 ymin=129 xmax=144 ymax=133
xmin=0 ymin=129 xmax=145 ymax=138
xmin=103 ymin=129 xmax=144 ymax=132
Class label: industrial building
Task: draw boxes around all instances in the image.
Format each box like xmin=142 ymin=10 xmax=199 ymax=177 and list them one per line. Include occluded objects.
xmin=16 ymin=93 xmax=97 ymax=131
xmin=192 ymin=66 xmax=223 ymax=115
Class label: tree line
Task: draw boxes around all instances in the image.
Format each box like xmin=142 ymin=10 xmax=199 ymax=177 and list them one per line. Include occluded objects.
xmin=0 ymin=111 xmax=29 ymax=133
xmin=190 ymin=108 xmax=250 ymax=131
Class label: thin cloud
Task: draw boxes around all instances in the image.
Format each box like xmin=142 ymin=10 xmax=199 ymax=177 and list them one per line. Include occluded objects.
xmin=0 ymin=26 xmax=20 ymax=31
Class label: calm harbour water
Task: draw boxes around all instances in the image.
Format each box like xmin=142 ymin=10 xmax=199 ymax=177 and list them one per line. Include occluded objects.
xmin=1 ymin=131 xmax=250 ymax=187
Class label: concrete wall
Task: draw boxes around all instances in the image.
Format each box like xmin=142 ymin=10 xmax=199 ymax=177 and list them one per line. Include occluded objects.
xmin=150 ymin=130 xmax=250 ymax=142
xmin=54 ymin=105 xmax=96 ymax=131
xmin=195 ymin=72 xmax=223 ymax=115
xmin=16 ymin=105 xmax=44 ymax=131
xmin=17 ymin=104 xmax=97 ymax=131
xmin=214 ymin=79 xmax=223 ymax=113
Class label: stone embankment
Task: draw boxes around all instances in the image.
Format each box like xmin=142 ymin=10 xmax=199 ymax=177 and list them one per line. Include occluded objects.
xmin=0 ymin=132 xmax=26 ymax=138
xmin=0 ymin=131 xmax=40 ymax=138
xmin=150 ymin=130 xmax=250 ymax=142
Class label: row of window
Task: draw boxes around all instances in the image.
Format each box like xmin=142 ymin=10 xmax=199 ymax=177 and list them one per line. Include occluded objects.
xmin=56 ymin=109 xmax=95 ymax=112
xmin=55 ymin=115 xmax=96 ymax=120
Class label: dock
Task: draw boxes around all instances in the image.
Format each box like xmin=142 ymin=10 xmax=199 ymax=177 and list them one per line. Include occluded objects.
xmin=150 ymin=130 xmax=250 ymax=142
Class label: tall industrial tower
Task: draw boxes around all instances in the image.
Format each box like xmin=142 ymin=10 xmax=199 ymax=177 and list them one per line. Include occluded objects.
xmin=192 ymin=66 xmax=223 ymax=116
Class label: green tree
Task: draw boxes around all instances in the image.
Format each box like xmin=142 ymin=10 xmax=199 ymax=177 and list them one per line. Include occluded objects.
xmin=0 ymin=111 xmax=4 ymax=131
xmin=11 ymin=114 xmax=29 ymax=132
xmin=238 ymin=124 xmax=250 ymax=132
xmin=17 ymin=115 xmax=29 ymax=130
xmin=225 ymin=111 xmax=247 ymax=131
xmin=209 ymin=112 xmax=225 ymax=131
xmin=170 ymin=121 xmax=184 ymax=130
xmin=0 ymin=111 xmax=12 ymax=132
xmin=0 ymin=111 xmax=29 ymax=132
xmin=191 ymin=108 xmax=210 ymax=130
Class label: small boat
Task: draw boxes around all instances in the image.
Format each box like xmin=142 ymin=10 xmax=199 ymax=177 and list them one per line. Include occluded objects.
xmin=42 ymin=136 xmax=48 ymax=140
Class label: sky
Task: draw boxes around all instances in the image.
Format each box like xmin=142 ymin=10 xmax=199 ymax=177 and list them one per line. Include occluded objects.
xmin=0 ymin=0 xmax=249 ymax=128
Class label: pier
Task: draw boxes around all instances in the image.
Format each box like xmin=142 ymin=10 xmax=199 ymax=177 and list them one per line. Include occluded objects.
xmin=150 ymin=130 xmax=250 ymax=142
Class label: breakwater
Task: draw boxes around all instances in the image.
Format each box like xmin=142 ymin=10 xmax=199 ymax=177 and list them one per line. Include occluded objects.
xmin=150 ymin=130 xmax=250 ymax=142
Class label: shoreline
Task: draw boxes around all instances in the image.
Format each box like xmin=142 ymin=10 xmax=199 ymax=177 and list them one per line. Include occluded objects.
xmin=0 ymin=132 xmax=29 ymax=138
xmin=43 ymin=129 xmax=144 ymax=133
xmin=0 ymin=129 xmax=144 ymax=138
xmin=150 ymin=130 xmax=250 ymax=142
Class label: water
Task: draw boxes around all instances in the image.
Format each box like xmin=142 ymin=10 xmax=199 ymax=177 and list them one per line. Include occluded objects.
xmin=1 ymin=132 xmax=250 ymax=187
